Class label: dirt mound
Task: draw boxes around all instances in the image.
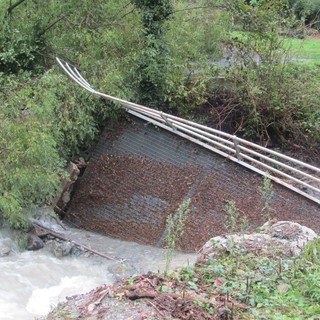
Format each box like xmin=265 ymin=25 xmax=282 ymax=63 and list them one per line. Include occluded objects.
xmin=46 ymin=272 xmax=248 ymax=320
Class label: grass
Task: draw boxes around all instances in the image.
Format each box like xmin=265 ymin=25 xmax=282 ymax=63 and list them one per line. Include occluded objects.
xmin=230 ymin=30 xmax=320 ymax=65
xmin=173 ymin=237 xmax=320 ymax=319
xmin=287 ymin=36 xmax=320 ymax=64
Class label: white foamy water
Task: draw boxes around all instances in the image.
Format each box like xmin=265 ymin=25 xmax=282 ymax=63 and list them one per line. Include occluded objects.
xmin=0 ymin=250 xmax=113 ymax=320
xmin=0 ymin=227 xmax=197 ymax=320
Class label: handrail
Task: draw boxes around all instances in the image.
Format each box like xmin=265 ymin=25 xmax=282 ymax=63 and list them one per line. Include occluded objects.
xmin=56 ymin=57 xmax=320 ymax=205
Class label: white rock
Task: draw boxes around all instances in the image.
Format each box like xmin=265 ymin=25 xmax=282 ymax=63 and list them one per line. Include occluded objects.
xmin=0 ymin=245 xmax=11 ymax=257
xmin=199 ymin=221 xmax=318 ymax=260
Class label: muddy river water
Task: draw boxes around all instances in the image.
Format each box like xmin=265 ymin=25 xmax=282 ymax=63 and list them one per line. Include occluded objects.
xmin=0 ymin=226 xmax=197 ymax=320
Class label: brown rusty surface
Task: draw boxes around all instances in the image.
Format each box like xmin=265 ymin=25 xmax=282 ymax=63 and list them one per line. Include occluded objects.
xmin=67 ymin=154 xmax=202 ymax=246
xmin=66 ymin=116 xmax=320 ymax=251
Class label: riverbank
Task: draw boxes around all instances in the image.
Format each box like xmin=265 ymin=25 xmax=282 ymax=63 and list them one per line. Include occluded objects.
xmin=45 ymin=220 xmax=320 ymax=319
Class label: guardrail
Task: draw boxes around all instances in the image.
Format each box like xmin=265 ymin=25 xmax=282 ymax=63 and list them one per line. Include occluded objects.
xmin=56 ymin=57 xmax=320 ymax=205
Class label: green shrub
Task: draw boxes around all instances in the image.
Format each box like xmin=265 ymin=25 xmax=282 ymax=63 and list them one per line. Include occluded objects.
xmin=0 ymin=0 xmax=138 ymax=226
xmin=289 ymin=0 xmax=320 ymax=30
xmin=223 ymin=0 xmax=320 ymax=145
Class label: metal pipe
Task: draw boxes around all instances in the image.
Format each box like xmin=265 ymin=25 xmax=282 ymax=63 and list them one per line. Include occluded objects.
xmin=128 ymin=110 xmax=320 ymax=205
xmin=56 ymin=58 xmax=320 ymax=204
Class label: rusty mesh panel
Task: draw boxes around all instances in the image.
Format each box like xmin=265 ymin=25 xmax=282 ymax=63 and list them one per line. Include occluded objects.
xmin=66 ymin=116 xmax=320 ymax=251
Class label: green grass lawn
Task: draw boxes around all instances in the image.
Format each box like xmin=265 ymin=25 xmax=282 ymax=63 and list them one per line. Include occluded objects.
xmin=287 ymin=36 xmax=320 ymax=64
xmin=230 ymin=30 xmax=320 ymax=64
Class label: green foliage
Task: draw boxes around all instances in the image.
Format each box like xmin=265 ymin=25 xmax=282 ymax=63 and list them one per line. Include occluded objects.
xmin=0 ymin=0 xmax=62 ymax=74
xmin=164 ymin=2 xmax=227 ymax=116
xmin=228 ymin=0 xmax=292 ymax=33
xmin=0 ymin=21 xmax=42 ymax=74
xmin=132 ymin=0 xmax=174 ymax=108
xmin=164 ymin=198 xmax=190 ymax=274
xmin=289 ymin=0 xmax=320 ymax=29
xmin=223 ymin=0 xmax=320 ymax=145
xmin=132 ymin=0 xmax=173 ymax=36
xmin=0 ymin=99 xmax=64 ymax=228
xmin=224 ymin=200 xmax=249 ymax=233
xmin=0 ymin=0 xmax=136 ymax=227
xmin=180 ymin=238 xmax=320 ymax=319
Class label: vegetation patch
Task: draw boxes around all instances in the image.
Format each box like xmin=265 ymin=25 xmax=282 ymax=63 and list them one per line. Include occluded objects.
xmin=0 ymin=0 xmax=319 ymax=234
xmin=288 ymin=36 xmax=320 ymax=64
xmin=46 ymin=234 xmax=320 ymax=319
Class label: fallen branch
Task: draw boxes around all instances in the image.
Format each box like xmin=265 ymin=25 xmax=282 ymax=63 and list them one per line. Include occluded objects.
xmin=6 ymin=0 xmax=28 ymax=15
xmin=146 ymin=299 xmax=166 ymax=317
xmin=39 ymin=15 xmax=66 ymax=36
xmin=32 ymin=220 xmax=120 ymax=262
xmin=124 ymin=288 xmax=249 ymax=310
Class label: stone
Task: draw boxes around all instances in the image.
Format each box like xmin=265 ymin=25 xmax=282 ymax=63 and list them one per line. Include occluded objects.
xmin=33 ymin=225 xmax=50 ymax=238
xmin=264 ymin=221 xmax=317 ymax=240
xmin=199 ymin=221 xmax=318 ymax=262
xmin=26 ymin=234 xmax=44 ymax=251
xmin=0 ymin=245 xmax=11 ymax=257
xmin=53 ymin=161 xmax=80 ymax=212
xmin=277 ymin=283 xmax=290 ymax=293
xmin=264 ymin=221 xmax=318 ymax=256
xmin=46 ymin=239 xmax=73 ymax=257
xmin=108 ymin=261 xmax=138 ymax=281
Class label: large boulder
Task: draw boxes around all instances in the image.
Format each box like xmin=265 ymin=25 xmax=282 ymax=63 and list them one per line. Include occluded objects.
xmin=200 ymin=221 xmax=318 ymax=261
xmin=26 ymin=234 xmax=44 ymax=251
xmin=46 ymin=239 xmax=73 ymax=257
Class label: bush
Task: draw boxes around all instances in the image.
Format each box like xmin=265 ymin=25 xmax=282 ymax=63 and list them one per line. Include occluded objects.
xmin=0 ymin=0 xmax=137 ymax=227
xmin=163 ymin=2 xmax=227 ymax=116
xmin=289 ymin=0 xmax=320 ymax=30
xmin=222 ymin=0 xmax=320 ymax=146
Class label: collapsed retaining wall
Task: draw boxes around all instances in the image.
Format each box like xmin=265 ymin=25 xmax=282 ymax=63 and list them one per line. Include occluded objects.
xmin=66 ymin=116 xmax=320 ymax=251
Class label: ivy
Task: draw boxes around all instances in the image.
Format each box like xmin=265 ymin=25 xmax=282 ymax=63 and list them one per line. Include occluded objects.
xmin=132 ymin=0 xmax=173 ymax=108
xmin=132 ymin=0 xmax=173 ymax=36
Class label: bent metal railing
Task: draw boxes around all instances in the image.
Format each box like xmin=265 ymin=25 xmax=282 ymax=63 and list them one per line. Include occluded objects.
xmin=56 ymin=57 xmax=320 ymax=205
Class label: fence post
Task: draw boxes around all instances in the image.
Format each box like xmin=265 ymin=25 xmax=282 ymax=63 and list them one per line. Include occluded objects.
xmin=233 ymin=136 xmax=241 ymax=160
xmin=161 ymin=113 xmax=176 ymax=131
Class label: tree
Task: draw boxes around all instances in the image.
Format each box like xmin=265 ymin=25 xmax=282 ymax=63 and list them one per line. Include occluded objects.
xmin=131 ymin=0 xmax=173 ymax=108
xmin=222 ymin=0 xmax=320 ymax=146
xmin=289 ymin=0 xmax=320 ymax=30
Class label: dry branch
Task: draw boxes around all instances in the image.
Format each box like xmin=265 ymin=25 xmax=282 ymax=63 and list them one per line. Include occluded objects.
xmin=32 ymin=220 xmax=120 ymax=262
xmin=6 ymin=0 xmax=28 ymax=14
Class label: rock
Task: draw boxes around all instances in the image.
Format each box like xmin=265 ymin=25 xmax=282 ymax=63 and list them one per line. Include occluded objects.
xmin=33 ymin=225 xmax=50 ymax=238
xmin=53 ymin=161 xmax=80 ymax=212
xmin=108 ymin=262 xmax=138 ymax=280
xmin=0 ymin=245 xmax=11 ymax=257
xmin=199 ymin=221 xmax=318 ymax=261
xmin=31 ymin=207 xmax=66 ymax=233
xmin=27 ymin=234 xmax=44 ymax=251
xmin=264 ymin=221 xmax=318 ymax=256
xmin=269 ymin=220 xmax=317 ymax=240
xmin=46 ymin=240 xmax=73 ymax=257
xmin=277 ymin=283 xmax=290 ymax=293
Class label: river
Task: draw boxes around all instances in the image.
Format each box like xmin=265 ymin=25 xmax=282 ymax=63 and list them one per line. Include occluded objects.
xmin=0 ymin=226 xmax=197 ymax=320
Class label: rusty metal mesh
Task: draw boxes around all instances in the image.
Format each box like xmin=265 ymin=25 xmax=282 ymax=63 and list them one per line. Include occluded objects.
xmin=66 ymin=116 xmax=320 ymax=251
